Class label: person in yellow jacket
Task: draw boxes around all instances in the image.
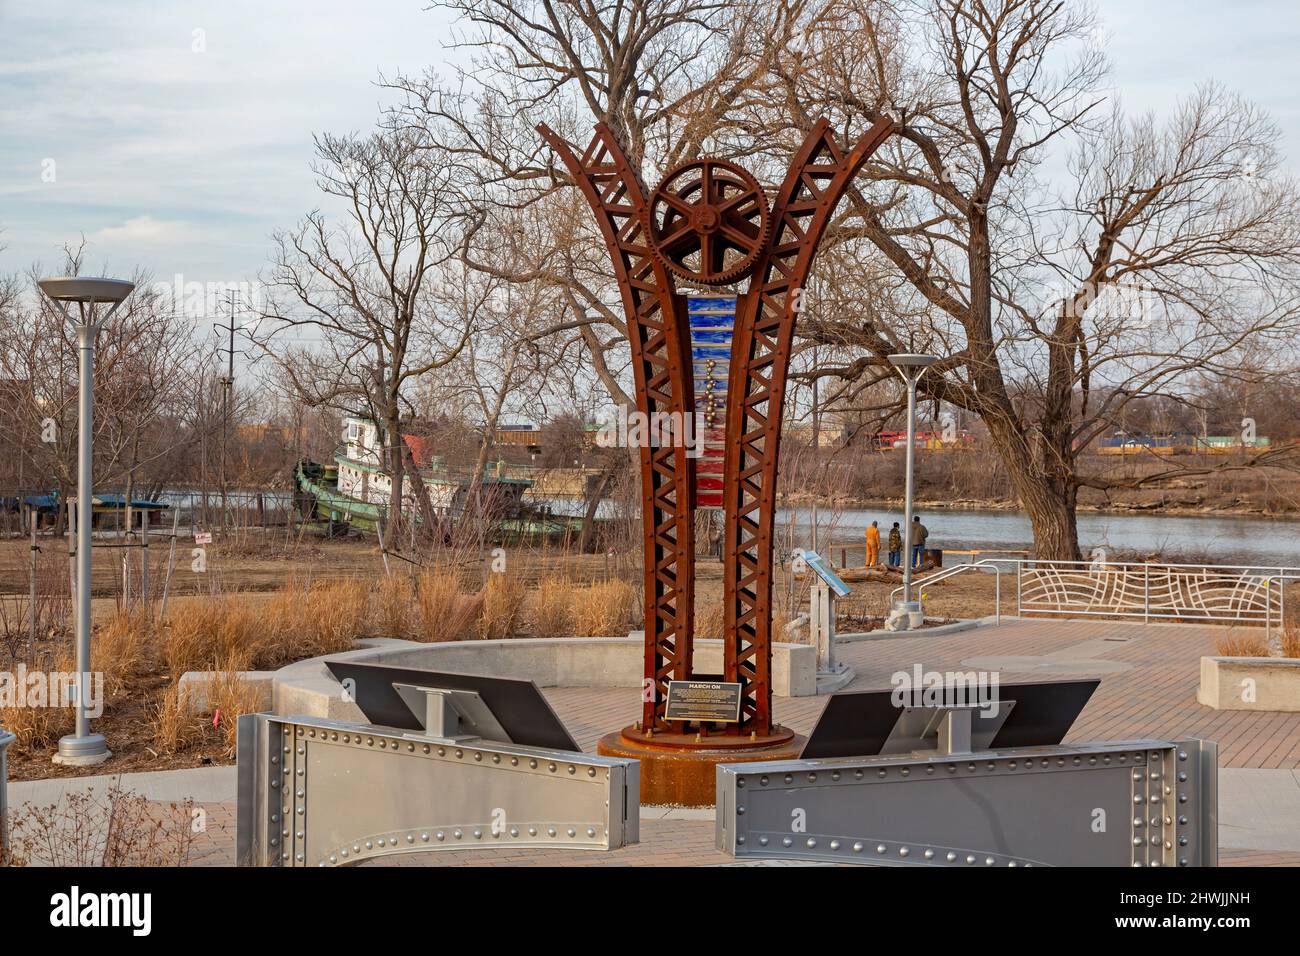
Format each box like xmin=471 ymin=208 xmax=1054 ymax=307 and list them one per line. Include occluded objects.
xmin=865 ymin=520 xmax=881 ymax=567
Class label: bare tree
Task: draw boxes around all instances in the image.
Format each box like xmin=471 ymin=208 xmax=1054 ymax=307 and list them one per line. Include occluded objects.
xmin=741 ymin=0 xmax=1300 ymax=558
xmin=259 ymin=129 xmax=473 ymax=537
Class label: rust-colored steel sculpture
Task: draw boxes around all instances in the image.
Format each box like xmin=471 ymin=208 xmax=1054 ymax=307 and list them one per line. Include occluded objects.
xmin=647 ymin=159 xmax=771 ymax=286
xmin=722 ymin=116 xmax=894 ymax=735
xmin=540 ymin=116 xmax=894 ymax=801
xmin=537 ymin=123 xmax=696 ymax=733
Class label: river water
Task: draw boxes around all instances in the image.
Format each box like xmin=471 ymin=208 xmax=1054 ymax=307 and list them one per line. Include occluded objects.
xmin=779 ymin=505 xmax=1300 ymax=569
xmin=152 ymin=488 xmax=1300 ymax=568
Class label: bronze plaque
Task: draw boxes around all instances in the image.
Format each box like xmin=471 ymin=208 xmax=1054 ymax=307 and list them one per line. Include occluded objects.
xmin=665 ymin=680 xmax=743 ymax=723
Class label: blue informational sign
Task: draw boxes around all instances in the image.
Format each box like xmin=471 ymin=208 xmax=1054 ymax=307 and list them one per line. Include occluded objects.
xmin=796 ymin=549 xmax=852 ymax=597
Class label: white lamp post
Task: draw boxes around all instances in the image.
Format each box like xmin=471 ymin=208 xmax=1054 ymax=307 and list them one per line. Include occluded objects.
xmin=38 ymin=276 xmax=135 ymax=766
xmin=888 ymin=353 xmax=938 ymax=626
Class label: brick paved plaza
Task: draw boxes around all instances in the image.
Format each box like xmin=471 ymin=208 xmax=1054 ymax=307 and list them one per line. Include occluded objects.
xmin=73 ymin=617 xmax=1293 ymax=867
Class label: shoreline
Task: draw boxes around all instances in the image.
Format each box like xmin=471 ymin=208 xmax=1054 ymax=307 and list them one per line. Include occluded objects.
xmin=780 ymin=495 xmax=1295 ymax=520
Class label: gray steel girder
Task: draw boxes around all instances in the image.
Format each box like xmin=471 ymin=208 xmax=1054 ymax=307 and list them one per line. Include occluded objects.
xmin=237 ymin=714 xmax=640 ymax=867
xmin=716 ymin=739 xmax=1216 ymax=867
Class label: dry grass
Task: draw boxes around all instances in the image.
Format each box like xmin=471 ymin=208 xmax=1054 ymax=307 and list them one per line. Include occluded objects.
xmin=149 ymin=684 xmax=198 ymax=756
xmin=374 ymin=574 xmax=412 ymax=637
xmin=206 ymin=663 xmax=267 ymax=758
xmin=159 ymin=580 xmax=366 ymax=678
xmin=0 ymin=696 xmax=74 ymax=750
xmin=477 ymin=574 xmax=524 ymax=639
xmin=97 ymin=608 xmax=153 ymax=699
xmin=1214 ymin=630 xmax=1273 ymax=657
xmin=694 ymin=599 xmax=725 ymax=639
xmin=529 ymin=575 xmax=575 ymax=636
xmin=1280 ymin=625 xmax=1300 ymax=659
xmin=413 ymin=570 xmax=483 ymax=642
xmin=302 ymin=579 xmax=367 ymax=656
xmin=572 ymin=579 xmax=638 ymax=637
xmin=0 ymin=644 xmax=75 ymax=749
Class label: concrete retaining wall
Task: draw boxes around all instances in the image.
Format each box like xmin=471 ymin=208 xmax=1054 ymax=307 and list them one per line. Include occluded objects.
xmin=1197 ymin=655 xmax=1300 ymax=712
xmin=270 ymin=635 xmax=817 ymax=721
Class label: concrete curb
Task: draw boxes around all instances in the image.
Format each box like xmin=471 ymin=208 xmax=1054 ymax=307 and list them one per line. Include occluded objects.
xmin=836 ymin=615 xmax=994 ymax=643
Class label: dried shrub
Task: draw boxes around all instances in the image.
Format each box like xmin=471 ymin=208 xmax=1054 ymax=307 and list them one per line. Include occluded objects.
xmin=572 ymin=579 xmax=638 ymax=637
xmin=301 ymin=579 xmax=367 ymax=656
xmin=374 ymin=574 xmax=412 ymax=637
xmin=414 ymin=570 xmax=480 ymax=642
xmin=149 ymin=684 xmax=199 ymax=755
xmin=1280 ymin=625 xmax=1300 ymax=660
xmin=477 ymin=574 xmax=524 ymax=639
xmin=0 ymin=645 xmax=75 ymax=752
xmin=205 ymin=664 xmax=266 ymax=758
xmin=694 ymin=599 xmax=724 ymax=639
xmin=97 ymin=607 xmax=153 ymax=698
xmin=1214 ymin=629 xmax=1272 ymax=658
xmin=160 ymin=581 xmax=364 ymax=678
xmin=4 ymin=786 xmax=199 ymax=867
xmin=529 ymin=576 xmax=574 ymax=636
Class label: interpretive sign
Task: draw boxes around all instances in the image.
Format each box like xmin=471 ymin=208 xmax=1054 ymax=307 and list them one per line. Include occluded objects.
xmin=665 ymin=680 xmax=742 ymax=723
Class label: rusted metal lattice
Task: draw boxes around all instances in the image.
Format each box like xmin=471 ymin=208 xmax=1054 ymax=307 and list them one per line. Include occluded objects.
xmin=722 ymin=117 xmax=894 ymax=734
xmin=538 ymin=123 xmax=696 ymax=732
xmin=541 ymin=116 xmax=894 ymax=741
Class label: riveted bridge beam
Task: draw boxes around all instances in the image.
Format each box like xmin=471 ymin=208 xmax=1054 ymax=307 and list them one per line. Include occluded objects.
xmin=717 ymin=738 xmax=1217 ymax=867
xmin=237 ymin=714 xmax=640 ymax=866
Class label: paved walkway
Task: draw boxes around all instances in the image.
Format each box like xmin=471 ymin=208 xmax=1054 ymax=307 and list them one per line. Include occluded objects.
xmin=7 ymin=618 xmax=1299 ymax=866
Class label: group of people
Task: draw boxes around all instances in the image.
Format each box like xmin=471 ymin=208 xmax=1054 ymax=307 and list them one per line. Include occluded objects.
xmin=863 ymin=516 xmax=929 ymax=569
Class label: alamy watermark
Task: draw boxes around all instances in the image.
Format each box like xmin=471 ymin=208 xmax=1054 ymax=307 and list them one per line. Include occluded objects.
xmin=890 ymin=664 xmax=1000 ymax=718
xmin=150 ymin=274 xmax=263 ymax=320
xmin=595 ymin=408 xmax=706 ymax=458
xmin=0 ymin=665 xmax=104 ymax=718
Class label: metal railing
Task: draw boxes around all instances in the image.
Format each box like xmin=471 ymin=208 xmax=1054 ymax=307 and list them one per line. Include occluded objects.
xmin=890 ymin=558 xmax=1015 ymax=625
xmin=892 ymin=557 xmax=1299 ymax=632
xmin=1017 ymin=559 xmax=1294 ymax=627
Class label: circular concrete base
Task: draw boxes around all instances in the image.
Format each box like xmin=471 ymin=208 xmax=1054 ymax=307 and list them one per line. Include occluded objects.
xmin=52 ymin=733 xmax=112 ymax=767
xmin=597 ymin=725 xmax=804 ymax=807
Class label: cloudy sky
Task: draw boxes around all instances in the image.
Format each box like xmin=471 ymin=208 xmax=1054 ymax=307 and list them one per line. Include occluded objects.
xmin=1 ymin=0 xmax=1297 ymax=301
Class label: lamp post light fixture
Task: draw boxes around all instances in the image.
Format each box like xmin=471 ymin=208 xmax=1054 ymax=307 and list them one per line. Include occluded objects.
xmin=38 ymin=276 xmax=135 ymax=766
xmin=888 ymin=353 xmax=939 ymax=628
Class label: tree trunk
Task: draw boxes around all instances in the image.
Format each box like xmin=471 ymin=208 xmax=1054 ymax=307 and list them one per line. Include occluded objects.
xmin=385 ymin=408 xmax=405 ymax=547
xmin=1020 ymin=479 xmax=1081 ymax=562
xmin=577 ymin=457 xmax=620 ymax=553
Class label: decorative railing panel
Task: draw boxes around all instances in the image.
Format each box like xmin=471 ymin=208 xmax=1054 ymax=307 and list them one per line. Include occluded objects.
xmin=1017 ymin=560 xmax=1288 ymax=624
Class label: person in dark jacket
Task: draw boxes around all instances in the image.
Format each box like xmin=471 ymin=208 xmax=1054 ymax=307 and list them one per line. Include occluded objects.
xmin=887 ymin=522 xmax=903 ymax=567
xmin=912 ymin=515 xmax=929 ymax=568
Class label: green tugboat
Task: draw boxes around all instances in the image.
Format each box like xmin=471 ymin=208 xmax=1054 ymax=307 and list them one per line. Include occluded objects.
xmin=293 ymin=418 xmax=575 ymax=538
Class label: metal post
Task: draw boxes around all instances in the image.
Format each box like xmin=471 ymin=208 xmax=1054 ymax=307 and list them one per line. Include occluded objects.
xmin=1016 ymin=560 xmax=1022 ymax=617
xmin=0 ymin=726 xmax=14 ymax=862
xmin=995 ymin=568 xmax=1001 ymax=626
xmin=1144 ymin=563 xmax=1150 ymax=625
xmin=1265 ymin=578 xmax=1272 ymax=644
xmin=41 ymin=277 xmax=131 ymax=766
xmin=140 ymin=519 xmax=149 ymax=612
xmin=901 ymin=373 xmax=917 ymax=604
xmin=29 ymin=510 xmax=38 ymax=645
xmin=54 ymin=320 xmax=111 ymax=764
xmin=1279 ymin=568 xmax=1285 ymax=639
xmin=159 ymin=505 xmax=179 ymax=622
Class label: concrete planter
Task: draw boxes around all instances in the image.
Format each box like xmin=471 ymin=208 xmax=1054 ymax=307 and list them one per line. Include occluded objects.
xmin=1197 ymin=655 xmax=1300 ymax=712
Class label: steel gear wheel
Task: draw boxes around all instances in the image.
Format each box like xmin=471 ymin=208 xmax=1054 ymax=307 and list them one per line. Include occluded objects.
xmin=647 ymin=159 xmax=770 ymax=286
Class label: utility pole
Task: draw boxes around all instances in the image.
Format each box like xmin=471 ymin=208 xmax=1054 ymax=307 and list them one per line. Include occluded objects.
xmin=215 ymin=291 xmax=238 ymax=533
